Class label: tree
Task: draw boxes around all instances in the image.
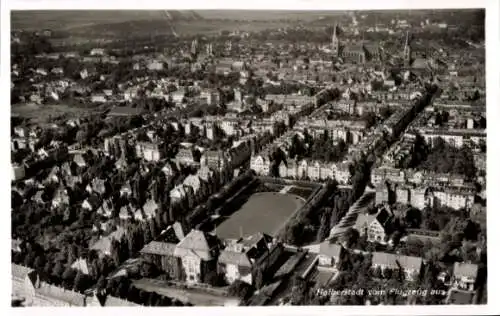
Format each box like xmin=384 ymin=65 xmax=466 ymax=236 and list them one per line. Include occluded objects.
xmin=343 ymin=228 xmax=360 ymax=249
xmin=33 ymin=255 xmax=45 ymax=271
xmin=127 ymin=285 xmax=140 ymax=303
xmin=290 ymin=275 xmax=309 ymax=305
xmin=62 ymin=267 xmax=76 ymax=289
xmin=118 ymin=281 xmax=131 ymax=299
xmin=228 ymin=280 xmax=255 ymax=300
xmin=96 ymin=275 xmax=108 ymax=291
xmin=404 ymin=207 xmax=422 ymax=228
xmin=43 ymin=261 xmax=53 ymax=279
xmin=140 ymin=261 xmax=156 ymax=278
xmin=51 ymin=261 xmax=65 ymax=284
xmin=382 ymin=267 xmax=393 ymax=279
xmin=73 ymin=271 xmax=87 ymax=293
xmin=23 ymin=253 xmax=36 ymax=268
xmin=201 ymin=269 xmax=219 ymax=286
xmin=316 ymin=209 xmax=332 ymax=242
xmin=253 ymin=267 xmax=265 ymax=289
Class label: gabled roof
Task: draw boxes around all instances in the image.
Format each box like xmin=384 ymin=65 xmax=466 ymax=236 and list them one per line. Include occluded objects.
xmin=90 ymin=237 xmax=112 ymax=254
xmin=174 ymin=230 xmax=217 ymax=261
xmin=142 ymin=199 xmax=158 ymax=217
xmin=218 ymin=250 xmax=252 ymax=267
xmin=372 ymin=252 xmax=423 ymax=271
xmin=240 ymin=232 xmax=272 ymax=249
xmin=140 ymin=241 xmax=176 ymax=256
xmin=90 ymin=227 xmax=126 ymax=253
xmin=12 ymin=263 xmax=34 ymax=281
xmin=73 ymin=154 xmax=87 ymax=167
xmin=84 ymin=194 xmax=102 ymax=210
xmin=35 ymin=282 xmax=86 ymax=306
xmin=71 ymin=258 xmax=90 ymax=275
xmin=453 ymin=262 xmax=479 ymax=279
xmin=12 ymin=238 xmax=23 ymax=252
xmin=92 ymin=178 xmax=107 ymax=194
xmin=354 ymin=213 xmax=376 ymax=230
xmin=115 ymin=156 xmax=128 ymax=169
xmin=183 ymin=174 xmax=202 ymax=192
xmin=97 ymin=199 xmax=113 ymax=215
xmin=355 ymin=208 xmax=392 ymax=231
xmin=319 ymin=241 xmax=344 ymax=258
xmin=169 ymin=221 xmax=186 ymax=242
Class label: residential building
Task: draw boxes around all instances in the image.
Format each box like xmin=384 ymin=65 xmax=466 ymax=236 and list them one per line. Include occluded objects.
xmin=173 ymin=230 xmax=220 ymax=284
xmin=371 ymin=252 xmax=423 ymax=281
xmin=317 ymin=241 xmax=346 ymax=270
xmin=12 ymin=265 xmax=86 ymax=306
xmin=452 ymin=262 xmax=478 ymax=291
xmin=250 ymin=155 xmax=271 ymax=176
xmin=217 ymin=233 xmax=274 ymax=285
xmin=354 ymin=208 xmax=393 ymax=244
xmin=140 ymin=223 xmax=186 ymax=280
xmin=135 ymin=142 xmax=163 ymax=162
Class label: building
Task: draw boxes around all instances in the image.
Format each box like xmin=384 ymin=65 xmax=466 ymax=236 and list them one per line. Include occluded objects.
xmin=175 ymin=148 xmax=196 ymax=165
xmin=203 ymin=150 xmax=226 ymax=170
xmin=173 ymin=230 xmax=220 ymax=284
xmin=317 ymin=241 xmax=346 ymax=270
xmin=12 ymin=164 xmax=26 ymax=181
xmin=331 ymin=24 xmax=379 ymax=64
xmin=183 ymin=174 xmax=204 ymax=195
xmin=200 ymin=89 xmax=221 ymax=106
xmin=90 ymin=227 xmax=127 ymax=257
xmin=451 ymin=262 xmax=478 ymax=291
xmin=250 ymin=155 xmax=271 ymax=176
xmin=217 ymin=233 xmax=274 ymax=285
xmin=147 ymin=61 xmax=164 ymax=71
xmin=71 ymin=258 xmax=91 ymax=275
xmin=140 ymin=241 xmax=182 ymax=280
xmin=431 ymin=185 xmax=475 ymax=210
xmin=12 ymin=265 xmax=87 ymax=306
xmin=371 ymin=252 xmax=423 ymax=281
xmin=354 ymin=208 xmax=393 ymax=244
xmin=135 ymin=142 xmax=163 ymax=162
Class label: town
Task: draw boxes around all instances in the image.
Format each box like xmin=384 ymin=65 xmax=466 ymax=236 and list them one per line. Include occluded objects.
xmin=10 ymin=9 xmax=486 ymax=307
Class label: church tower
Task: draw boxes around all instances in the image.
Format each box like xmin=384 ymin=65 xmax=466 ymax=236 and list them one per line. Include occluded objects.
xmin=191 ymin=39 xmax=198 ymax=55
xmin=332 ymin=24 xmax=339 ymax=57
xmin=403 ymin=31 xmax=411 ymax=67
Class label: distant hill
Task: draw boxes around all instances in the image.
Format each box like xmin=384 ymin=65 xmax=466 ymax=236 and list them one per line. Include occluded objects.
xmin=11 ymin=10 xmax=204 ymax=31
xmin=11 ymin=10 xmax=343 ymax=31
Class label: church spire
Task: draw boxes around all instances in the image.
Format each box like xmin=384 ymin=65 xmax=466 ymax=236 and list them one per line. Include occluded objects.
xmin=332 ymin=24 xmax=339 ymax=57
xmin=403 ymin=31 xmax=411 ymax=66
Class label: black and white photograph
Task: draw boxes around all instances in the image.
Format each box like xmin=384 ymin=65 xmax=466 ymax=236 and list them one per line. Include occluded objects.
xmin=5 ymin=0 xmax=499 ymax=314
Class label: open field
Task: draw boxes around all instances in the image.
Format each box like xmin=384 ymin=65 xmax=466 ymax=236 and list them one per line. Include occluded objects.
xmin=66 ymin=20 xmax=294 ymax=38
xmin=11 ymin=103 xmax=100 ymax=125
xmin=215 ymin=192 xmax=305 ymax=240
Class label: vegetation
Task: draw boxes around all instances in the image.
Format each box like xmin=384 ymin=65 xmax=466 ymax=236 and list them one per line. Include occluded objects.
xmin=417 ymin=137 xmax=476 ymax=178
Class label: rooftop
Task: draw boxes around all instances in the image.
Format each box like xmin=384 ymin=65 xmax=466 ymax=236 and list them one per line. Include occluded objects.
xmin=372 ymin=252 xmax=423 ymax=271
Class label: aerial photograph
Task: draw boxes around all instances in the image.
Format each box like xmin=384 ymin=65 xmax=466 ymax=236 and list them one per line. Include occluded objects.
xmin=10 ymin=8 xmax=486 ymax=307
